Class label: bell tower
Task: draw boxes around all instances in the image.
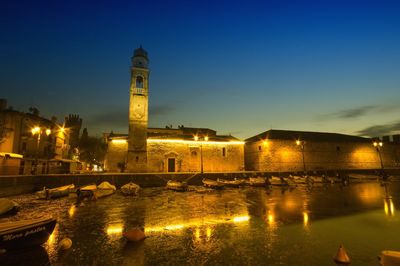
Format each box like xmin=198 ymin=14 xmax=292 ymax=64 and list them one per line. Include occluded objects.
xmin=127 ymin=46 xmax=149 ymax=172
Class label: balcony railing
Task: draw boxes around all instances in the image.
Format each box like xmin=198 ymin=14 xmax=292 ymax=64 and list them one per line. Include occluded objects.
xmin=132 ymin=87 xmax=146 ymax=95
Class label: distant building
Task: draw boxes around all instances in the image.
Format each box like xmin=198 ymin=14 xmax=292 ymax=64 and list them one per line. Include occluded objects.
xmin=245 ymin=129 xmax=400 ymax=172
xmin=105 ymin=127 xmax=244 ymax=172
xmin=0 ymin=99 xmax=76 ymax=175
xmin=104 ymin=47 xmax=245 ymax=172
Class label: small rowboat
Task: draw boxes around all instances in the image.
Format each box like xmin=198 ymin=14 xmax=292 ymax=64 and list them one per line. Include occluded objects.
xmin=248 ymin=177 xmax=267 ymax=187
xmin=0 ymin=198 xmax=19 ymax=216
xmin=217 ymin=178 xmax=245 ymax=187
xmin=36 ymin=184 xmax=75 ymax=199
xmin=94 ymin=182 xmax=116 ymax=199
xmin=121 ymin=182 xmax=141 ymax=195
xmin=166 ymin=180 xmax=188 ymax=192
xmin=270 ymin=176 xmax=289 ymax=186
xmin=202 ymin=178 xmax=224 ymax=189
xmin=0 ymin=216 xmax=57 ymax=250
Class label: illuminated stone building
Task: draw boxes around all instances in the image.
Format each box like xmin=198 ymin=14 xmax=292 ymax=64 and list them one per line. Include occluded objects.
xmin=0 ymin=99 xmax=73 ymax=175
xmin=245 ymin=129 xmax=400 ymax=172
xmin=104 ymin=47 xmax=245 ymax=173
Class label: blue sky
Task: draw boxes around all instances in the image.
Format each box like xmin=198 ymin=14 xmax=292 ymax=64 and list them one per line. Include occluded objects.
xmin=1 ymin=0 xmax=400 ymax=138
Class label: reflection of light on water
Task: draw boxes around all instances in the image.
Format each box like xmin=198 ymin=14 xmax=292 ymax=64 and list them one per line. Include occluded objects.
xmin=303 ymin=212 xmax=309 ymax=226
xmin=194 ymin=228 xmax=201 ymax=240
xmin=68 ymin=205 xmax=76 ymax=218
xmin=384 ymin=198 xmax=395 ymax=216
xmin=267 ymin=212 xmax=275 ymax=225
xmin=106 ymin=224 xmax=123 ymax=235
xmin=48 ymin=231 xmax=56 ymax=245
xmin=357 ymin=184 xmax=381 ymax=204
xmin=233 ymin=215 xmax=250 ymax=223
xmin=206 ymin=227 xmax=212 ymax=239
xmin=145 ymin=214 xmax=249 ymax=234
xmin=46 ymin=224 xmax=58 ymax=252
xmin=165 ymin=224 xmax=184 ymax=230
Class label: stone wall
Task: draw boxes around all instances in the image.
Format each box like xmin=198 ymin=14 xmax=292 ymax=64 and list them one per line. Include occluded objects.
xmin=104 ymin=140 xmax=128 ymax=172
xmin=245 ymin=139 xmax=400 ymax=172
xmin=105 ymin=140 xmax=245 ymax=173
xmin=147 ymin=141 xmax=244 ymax=172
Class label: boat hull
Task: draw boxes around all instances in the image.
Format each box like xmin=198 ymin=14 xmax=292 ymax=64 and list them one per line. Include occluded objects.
xmin=0 ymin=217 xmax=56 ymax=250
xmin=121 ymin=183 xmax=140 ymax=195
xmin=166 ymin=181 xmax=188 ymax=192
xmin=36 ymin=184 xmax=75 ymax=200
xmin=202 ymin=179 xmax=224 ymax=189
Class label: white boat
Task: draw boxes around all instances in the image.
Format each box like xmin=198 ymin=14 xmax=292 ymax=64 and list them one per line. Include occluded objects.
xmin=80 ymin=184 xmax=97 ymax=191
xmin=248 ymin=176 xmax=267 ymax=187
xmin=121 ymin=182 xmax=141 ymax=195
xmin=95 ymin=181 xmax=116 ymax=198
xmin=36 ymin=184 xmax=75 ymax=199
xmin=0 ymin=198 xmax=19 ymax=216
xmin=166 ymin=180 xmax=188 ymax=191
xmin=202 ymin=178 xmax=224 ymax=189
xmin=269 ymin=176 xmax=288 ymax=186
xmin=289 ymin=175 xmax=307 ymax=184
xmin=217 ymin=178 xmax=245 ymax=187
xmin=348 ymin=174 xmax=379 ymax=181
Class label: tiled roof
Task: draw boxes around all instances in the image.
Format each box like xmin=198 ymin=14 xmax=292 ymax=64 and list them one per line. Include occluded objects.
xmin=245 ymin=129 xmax=371 ymax=143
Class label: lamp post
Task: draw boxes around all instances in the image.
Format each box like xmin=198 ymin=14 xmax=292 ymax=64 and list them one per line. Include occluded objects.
xmin=373 ymin=140 xmax=384 ymax=173
xmin=194 ymin=135 xmax=208 ymax=174
xmin=296 ymin=140 xmax=306 ymax=174
xmin=31 ymin=126 xmax=51 ymax=174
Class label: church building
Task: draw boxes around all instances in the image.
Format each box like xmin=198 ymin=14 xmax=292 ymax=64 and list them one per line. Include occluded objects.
xmin=104 ymin=47 xmax=245 ymax=173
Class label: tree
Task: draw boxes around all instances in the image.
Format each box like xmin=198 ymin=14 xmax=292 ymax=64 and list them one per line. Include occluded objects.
xmin=78 ymin=128 xmax=106 ymax=166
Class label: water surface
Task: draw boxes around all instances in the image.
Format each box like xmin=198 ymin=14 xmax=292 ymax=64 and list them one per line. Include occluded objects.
xmin=1 ymin=180 xmax=400 ymax=265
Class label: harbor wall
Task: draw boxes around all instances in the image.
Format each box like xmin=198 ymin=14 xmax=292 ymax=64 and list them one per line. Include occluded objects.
xmin=1 ymin=169 xmax=400 ymax=197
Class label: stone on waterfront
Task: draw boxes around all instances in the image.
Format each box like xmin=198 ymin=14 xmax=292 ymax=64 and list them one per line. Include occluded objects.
xmin=123 ymin=228 xmax=146 ymax=242
xmin=58 ymin=238 xmax=73 ymax=250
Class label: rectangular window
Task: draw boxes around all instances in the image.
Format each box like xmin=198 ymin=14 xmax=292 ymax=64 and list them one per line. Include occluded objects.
xmin=258 ymin=145 xmax=262 ymax=151
xmin=222 ymin=147 xmax=226 ymax=157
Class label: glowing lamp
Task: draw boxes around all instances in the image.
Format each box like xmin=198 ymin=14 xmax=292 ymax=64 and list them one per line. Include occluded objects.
xmin=31 ymin=126 xmax=40 ymax=135
xmin=45 ymin=129 xmax=51 ymax=136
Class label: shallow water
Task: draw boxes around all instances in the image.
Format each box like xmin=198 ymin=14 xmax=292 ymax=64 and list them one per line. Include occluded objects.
xmin=1 ymin=180 xmax=400 ymax=265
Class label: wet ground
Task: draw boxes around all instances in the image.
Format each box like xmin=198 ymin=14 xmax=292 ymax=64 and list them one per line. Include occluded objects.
xmin=1 ymin=179 xmax=400 ymax=265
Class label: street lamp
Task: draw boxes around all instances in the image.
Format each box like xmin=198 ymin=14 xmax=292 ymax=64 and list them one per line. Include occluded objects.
xmin=194 ymin=135 xmax=208 ymax=174
xmin=373 ymin=140 xmax=384 ymax=172
xmin=31 ymin=126 xmax=51 ymax=174
xmin=296 ymin=139 xmax=306 ymax=174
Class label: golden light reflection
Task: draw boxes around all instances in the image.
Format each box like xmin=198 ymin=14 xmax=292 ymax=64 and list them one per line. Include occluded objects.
xmin=384 ymin=198 xmax=395 ymax=216
xmin=206 ymin=227 xmax=212 ymax=239
xmin=194 ymin=228 xmax=201 ymax=240
xmin=106 ymin=224 xmax=124 ymax=235
xmin=68 ymin=205 xmax=76 ymax=218
xmin=267 ymin=212 xmax=275 ymax=225
xmin=233 ymin=215 xmax=250 ymax=223
xmin=145 ymin=214 xmax=249 ymax=234
xmin=303 ymin=212 xmax=309 ymax=226
xmin=165 ymin=224 xmax=184 ymax=231
xmin=47 ymin=224 xmax=58 ymax=246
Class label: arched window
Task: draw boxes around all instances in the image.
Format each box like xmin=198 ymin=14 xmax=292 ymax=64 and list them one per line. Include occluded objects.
xmin=136 ymin=76 xmax=144 ymax=88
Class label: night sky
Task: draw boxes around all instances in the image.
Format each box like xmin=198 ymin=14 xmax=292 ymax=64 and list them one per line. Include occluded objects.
xmin=2 ymin=0 xmax=400 ymax=139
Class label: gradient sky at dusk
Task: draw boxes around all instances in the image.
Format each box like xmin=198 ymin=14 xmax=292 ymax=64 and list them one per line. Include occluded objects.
xmin=2 ymin=0 xmax=400 ymax=139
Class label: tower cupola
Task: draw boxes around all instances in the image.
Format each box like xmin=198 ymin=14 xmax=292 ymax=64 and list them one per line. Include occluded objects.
xmin=132 ymin=46 xmax=149 ymax=68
